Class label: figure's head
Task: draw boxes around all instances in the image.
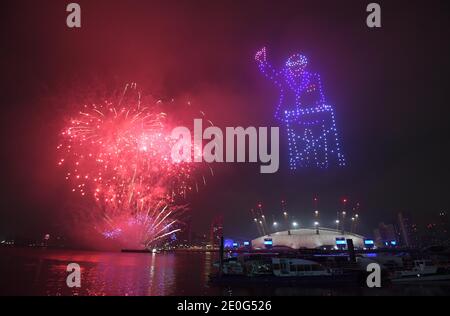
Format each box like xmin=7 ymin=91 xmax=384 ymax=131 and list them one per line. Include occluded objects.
xmin=285 ymin=54 xmax=308 ymax=76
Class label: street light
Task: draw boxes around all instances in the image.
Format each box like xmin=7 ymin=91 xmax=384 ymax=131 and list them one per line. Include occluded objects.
xmin=350 ymin=217 xmax=356 ymax=233
xmin=335 ymin=219 xmax=340 ymax=231
xmin=341 ymin=211 xmax=346 ymax=233
xmin=292 ymin=221 xmax=298 ymax=228
xmin=283 ymin=211 xmax=290 ymax=235
xmin=353 ymin=214 xmax=359 ymax=233
xmin=271 ymin=221 xmax=278 ymax=235
xmin=314 ymin=221 xmax=319 ymax=234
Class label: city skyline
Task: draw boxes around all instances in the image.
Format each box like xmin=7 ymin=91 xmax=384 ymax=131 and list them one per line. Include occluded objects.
xmin=0 ymin=0 xmax=449 ymax=248
xmin=1 ymin=0 xmax=450 ymax=300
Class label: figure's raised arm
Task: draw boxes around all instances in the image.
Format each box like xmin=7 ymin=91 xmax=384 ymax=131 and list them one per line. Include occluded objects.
xmin=312 ymin=72 xmax=326 ymax=104
xmin=255 ymin=47 xmax=281 ymax=85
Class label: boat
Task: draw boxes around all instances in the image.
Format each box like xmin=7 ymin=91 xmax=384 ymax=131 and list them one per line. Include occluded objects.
xmin=272 ymin=258 xmax=332 ymax=277
xmin=390 ymin=259 xmax=450 ymax=283
xmin=210 ymin=256 xmax=360 ymax=286
xmin=213 ymin=253 xmax=274 ymax=276
xmin=220 ymin=257 xmax=245 ymax=275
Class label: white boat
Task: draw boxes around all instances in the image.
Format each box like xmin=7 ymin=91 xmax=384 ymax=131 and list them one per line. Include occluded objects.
xmin=222 ymin=258 xmax=245 ymax=275
xmin=391 ymin=259 xmax=450 ymax=283
xmin=210 ymin=256 xmax=359 ymax=285
xmin=214 ymin=254 xmax=273 ymax=276
xmin=272 ymin=258 xmax=332 ymax=277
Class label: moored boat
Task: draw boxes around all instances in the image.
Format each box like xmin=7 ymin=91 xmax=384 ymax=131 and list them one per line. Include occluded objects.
xmin=390 ymin=259 xmax=450 ymax=283
xmin=210 ymin=255 xmax=360 ymax=286
xmin=272 ymin=258 xmax=332 ymax=277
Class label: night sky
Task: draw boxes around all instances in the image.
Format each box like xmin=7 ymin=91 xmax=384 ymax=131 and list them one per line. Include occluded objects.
xmin=1 ymin=0 xmax=449 ymax=244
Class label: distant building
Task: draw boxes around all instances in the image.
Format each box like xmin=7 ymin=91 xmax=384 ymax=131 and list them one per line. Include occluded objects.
xmin=438 ymin=211 xmax=449 ymax=239
xmin=423 ymin=223 xmax=440 ymax=246
xmin=373 ymin=222 xmax=398 ymax=247
xmin=210 ymin=215 xmax=223 ymax=248
xmin=397 ymin=212 xmax=418 ymax=248
xmin=177 ymin=217 xmax=192 ymax=246
xmin=190 ymin=232 xmax=208 ymax=247
xmin=410 ymin=223 xmax=420 ymax=247
xmin=252 ymin=227 xmax=366 ymax=249
xmin=421 ymin=212 xmax=450 ymax=247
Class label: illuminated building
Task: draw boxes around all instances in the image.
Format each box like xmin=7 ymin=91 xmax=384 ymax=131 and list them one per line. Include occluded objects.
xmin=210 ymin=215 xmax=223 ymax=248
xmin=252 ymin=227 xmax=365 ymax=249
xmin=373 ymin=222 xmax=398 ymax=247
xmin=438 ymin=211 xmax=449 ymax=238
xmin=398 ymin=212 xmax=413 ymax=248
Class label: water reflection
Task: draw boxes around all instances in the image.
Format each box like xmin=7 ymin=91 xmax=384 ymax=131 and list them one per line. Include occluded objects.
xmin=0 ymin=248 xmax=449 ymax=296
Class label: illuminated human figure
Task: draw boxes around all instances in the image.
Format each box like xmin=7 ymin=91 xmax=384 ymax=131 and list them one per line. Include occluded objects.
xmin=255 ymin=47 xmax=346 ymax=169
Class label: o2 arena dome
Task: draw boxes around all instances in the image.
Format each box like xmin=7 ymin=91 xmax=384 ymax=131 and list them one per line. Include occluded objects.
xmin=251 ymin=227 xmax=366 ymax=250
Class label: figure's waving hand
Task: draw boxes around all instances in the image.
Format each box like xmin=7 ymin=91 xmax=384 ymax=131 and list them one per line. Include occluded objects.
xmin=254 ymin=46 xmax=281 ymax=87
xmin=255 ymin=47 xmax=267 ymax=64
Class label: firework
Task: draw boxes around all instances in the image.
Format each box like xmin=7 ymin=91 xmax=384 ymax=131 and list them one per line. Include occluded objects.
xmin=101 ymin=200 xmax=188 ymax=249
xmin=58 ymin=83 xmax=196 ymax=248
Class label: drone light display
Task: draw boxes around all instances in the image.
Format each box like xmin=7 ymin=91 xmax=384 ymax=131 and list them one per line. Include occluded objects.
xmin=255 ymin=47 xmax=346 ymax=169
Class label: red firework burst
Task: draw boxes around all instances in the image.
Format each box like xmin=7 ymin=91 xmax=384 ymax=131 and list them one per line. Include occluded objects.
xmin=58 ymin=83 xmax=196 ymax=248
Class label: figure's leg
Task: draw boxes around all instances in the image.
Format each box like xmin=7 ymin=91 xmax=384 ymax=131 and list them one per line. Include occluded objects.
xmin=284 ymin=106 xmax=346 ymax=169
xmin=295 ymin=108 xmax=332 ymax=168
xmin=303 ymin=128 xmax=312 ymax=167
xmin=313 ymin=106 xmax=345 ymax=167
xmin=328 ymin=107 xmax=346 ymax=167
xmin=321 ymin=122 xmax=329 ymax=168
xmin=285 ymin=120 xmax=300 ymax=170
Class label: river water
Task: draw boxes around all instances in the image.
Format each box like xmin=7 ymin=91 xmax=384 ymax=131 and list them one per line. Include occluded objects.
xmin=1 ymin=248 xmax=449 ymax=296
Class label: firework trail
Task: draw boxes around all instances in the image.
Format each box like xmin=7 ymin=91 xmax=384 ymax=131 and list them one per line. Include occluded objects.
xmin=101 ymin=200 xmax=188 ymax=248
xmin=58 ymin=83 xmax=197 ymax=249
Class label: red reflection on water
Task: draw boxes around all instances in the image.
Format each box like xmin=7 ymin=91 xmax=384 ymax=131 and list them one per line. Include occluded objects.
xmin=0 ymin=248 xmax=216 ymax=296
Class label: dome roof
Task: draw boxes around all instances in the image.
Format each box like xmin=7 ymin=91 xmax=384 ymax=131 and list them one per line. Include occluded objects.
xmin=251 ymin=227 xmax=366 ymax=249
